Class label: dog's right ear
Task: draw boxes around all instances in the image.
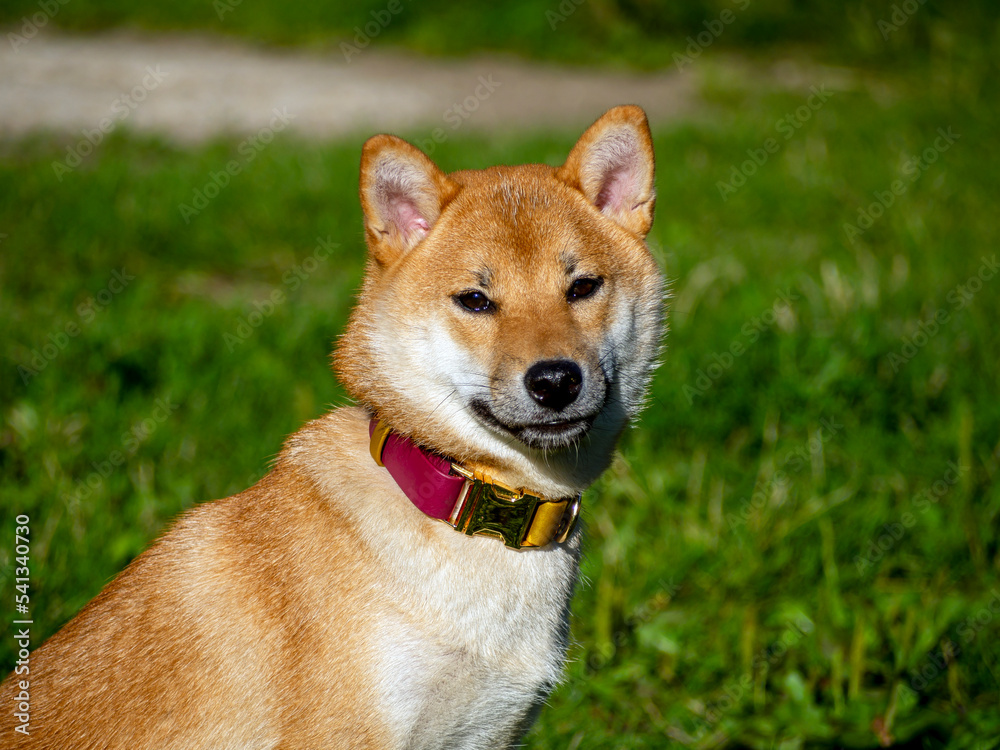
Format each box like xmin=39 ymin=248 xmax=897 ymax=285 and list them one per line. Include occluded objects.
xmin=360 ymin=135 xmax=459 ymax=266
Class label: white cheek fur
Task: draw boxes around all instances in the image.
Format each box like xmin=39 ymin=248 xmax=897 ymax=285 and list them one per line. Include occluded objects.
xmin=375 ymin=310 xmax=496 ymax=439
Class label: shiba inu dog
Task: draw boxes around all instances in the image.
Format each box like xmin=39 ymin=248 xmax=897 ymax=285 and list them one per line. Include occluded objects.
xmin=2 ymin=105 xmax=664 ymax=749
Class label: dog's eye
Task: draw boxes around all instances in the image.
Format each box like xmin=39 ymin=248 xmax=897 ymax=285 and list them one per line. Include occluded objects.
xmin=567 ymin=277 xmax=602 ymax=301
xmin=455 ymin=290 xmax=495 ymax=314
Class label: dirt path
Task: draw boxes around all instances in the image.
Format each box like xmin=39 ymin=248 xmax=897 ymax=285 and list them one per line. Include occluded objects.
xmin=1 ymin=30 xmax=707 ymax=143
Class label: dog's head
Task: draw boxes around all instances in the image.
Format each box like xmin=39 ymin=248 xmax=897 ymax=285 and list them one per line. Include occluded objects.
xmin=336 ymin=106 xmax=664 ymax=493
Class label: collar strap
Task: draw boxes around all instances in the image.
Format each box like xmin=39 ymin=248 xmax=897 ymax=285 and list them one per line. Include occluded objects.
xmin=368 ymin=418 xmax=580 ymax=550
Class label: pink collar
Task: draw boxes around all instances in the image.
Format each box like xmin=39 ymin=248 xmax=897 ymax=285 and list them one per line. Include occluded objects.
xmin=368 ymin=418 xmax=580 ymax=549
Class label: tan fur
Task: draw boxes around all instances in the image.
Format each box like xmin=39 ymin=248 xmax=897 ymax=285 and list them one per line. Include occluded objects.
xmin=2 ymin=106 xmax=664 ymax=749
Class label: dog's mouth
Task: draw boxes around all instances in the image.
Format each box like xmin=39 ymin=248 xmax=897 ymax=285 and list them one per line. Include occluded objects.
xmin=470 ymin=400 xmax=598 ymax=450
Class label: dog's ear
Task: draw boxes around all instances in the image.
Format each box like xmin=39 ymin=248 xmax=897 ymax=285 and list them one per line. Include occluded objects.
xmin=557 ymin=105 xmax=655 ymax=238
xmin=359 ymin=135 xmax=459 ymax=266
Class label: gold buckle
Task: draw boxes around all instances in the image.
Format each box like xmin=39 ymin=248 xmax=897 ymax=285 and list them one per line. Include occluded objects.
xmin=369 ymin=420 xmax=392 ymax=466
xmin=449 ymin=465 xmax=580 ymax=549
xmin=554 ymin=495 xmax=581 ymax=544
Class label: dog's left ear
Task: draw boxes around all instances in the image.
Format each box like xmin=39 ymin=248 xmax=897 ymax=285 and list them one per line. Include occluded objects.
xmin=557 ymin=105 xmax=655 ymax=238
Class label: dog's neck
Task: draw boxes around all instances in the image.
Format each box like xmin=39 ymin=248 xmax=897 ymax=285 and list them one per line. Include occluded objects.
xmin=368 ymin=418 xmax=580 ymax=550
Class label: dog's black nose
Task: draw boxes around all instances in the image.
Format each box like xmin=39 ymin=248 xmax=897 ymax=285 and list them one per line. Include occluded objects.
xmin=524 ymin=360 xmax=583 ymax=411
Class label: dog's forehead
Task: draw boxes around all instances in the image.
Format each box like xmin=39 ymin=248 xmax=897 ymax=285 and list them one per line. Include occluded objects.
xmin=435 ymin=167 xmax=609 ymax=274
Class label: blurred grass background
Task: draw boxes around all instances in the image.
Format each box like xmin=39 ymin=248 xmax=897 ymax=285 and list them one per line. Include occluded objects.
xmin=0 ymin=0 xmax=996 ymax=68
xmin=2 ymin=1 xmax=1000 ymax=748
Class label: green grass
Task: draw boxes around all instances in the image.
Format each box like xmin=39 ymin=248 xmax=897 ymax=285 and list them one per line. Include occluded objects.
xmin=2 ymin=58 xmax=1000 ymax=747
xmin=2 ymin=0 xmax=996 ymax=69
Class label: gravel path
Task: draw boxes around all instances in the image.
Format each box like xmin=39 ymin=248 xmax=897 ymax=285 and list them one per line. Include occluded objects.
xmin=0 ymin=30 xmax=705 ymax=143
